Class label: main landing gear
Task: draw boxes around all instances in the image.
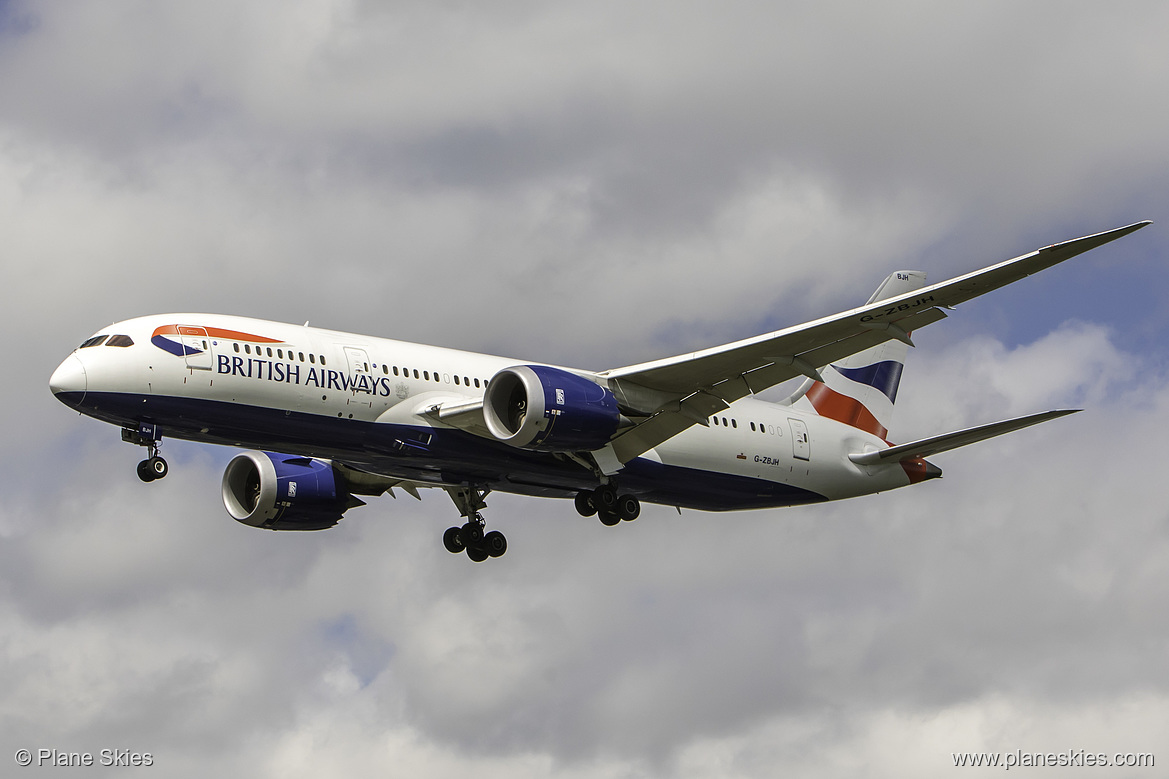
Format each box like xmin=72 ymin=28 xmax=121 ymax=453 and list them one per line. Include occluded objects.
xmin=442 ymin=486 xmax=507 ymax=562
xmin=574 ymin=484 xmax=640 ymax=526
xmin=122 ymin=424 xmax=168 ymax=483
xmin=439 ymin=484 xmax=640 ymax=561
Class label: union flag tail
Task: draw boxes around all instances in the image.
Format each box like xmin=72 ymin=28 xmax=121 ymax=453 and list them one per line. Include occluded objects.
xmin=789 ymin=270 xmax=926 ymax=440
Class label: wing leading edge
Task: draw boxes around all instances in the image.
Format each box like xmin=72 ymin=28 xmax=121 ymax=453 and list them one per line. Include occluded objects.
xmin=597 ymin=221 xmax=1151 ymax=464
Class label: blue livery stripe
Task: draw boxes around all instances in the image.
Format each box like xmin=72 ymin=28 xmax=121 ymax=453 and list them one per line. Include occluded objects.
xmin=151 ymin=335 xmax=201 ymax=357
xmin=833 ymin=361 xmax=904 ymax=403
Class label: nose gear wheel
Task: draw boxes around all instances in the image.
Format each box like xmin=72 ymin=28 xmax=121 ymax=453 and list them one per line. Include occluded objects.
xmin=136 ymin=455 xmax=169 ymax=482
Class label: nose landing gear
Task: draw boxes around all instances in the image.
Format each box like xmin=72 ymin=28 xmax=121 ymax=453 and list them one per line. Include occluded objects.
xmin=123 ymin=423 xmax=168 ymax=482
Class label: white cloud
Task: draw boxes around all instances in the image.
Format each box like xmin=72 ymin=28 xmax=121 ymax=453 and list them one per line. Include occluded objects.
xmin=895 ymin=320 xmax=1137 ymax=437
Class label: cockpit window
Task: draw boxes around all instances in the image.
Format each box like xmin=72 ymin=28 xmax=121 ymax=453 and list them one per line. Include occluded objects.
xmin=80 ymin=335 xmax=108 ymax=348
xmin=105 ymin=334 xmax=134 ymax=347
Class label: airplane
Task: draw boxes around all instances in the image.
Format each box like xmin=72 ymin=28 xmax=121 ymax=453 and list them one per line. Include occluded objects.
xmin=49 ymin=221 xmax=1150 ymax=561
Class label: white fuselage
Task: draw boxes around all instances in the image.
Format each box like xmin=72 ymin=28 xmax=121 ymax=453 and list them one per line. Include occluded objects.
xmin=51 ymin=313 xmax=917 ymax=512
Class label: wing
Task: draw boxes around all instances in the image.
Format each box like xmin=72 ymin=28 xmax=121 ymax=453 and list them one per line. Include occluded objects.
xmin=597 ymin=221 xmax=1151 ymax=464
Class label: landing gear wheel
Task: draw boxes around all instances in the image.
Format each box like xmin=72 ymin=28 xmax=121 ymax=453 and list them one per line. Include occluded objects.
xmin=594 ymin=484 xmax=618 ymax=512
xmin=575 ymin=491 xmax=598 ymax=517
xmin=598 ymin=510 xmax=621 ymax=527
xmin=461 ymin=520 xmax=484 ymax=544
xmin=136 ymin=460 xmax=156 ymax=482
xmin=148 ymin=456 xmax=168 ymax=480
xmin=443 ymin=526 xmax=466 ymax=554
xmin=443 ymin=489 xmax=504 ymax=562
xmin=617 ymin=494 xmax=640 ymax=521
xmin=483 ymin=530 xmax=507 ymax=558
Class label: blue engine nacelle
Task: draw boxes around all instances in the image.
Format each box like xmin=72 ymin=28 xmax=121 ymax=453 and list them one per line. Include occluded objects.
xmin=221 ymin=451 xmax=365 ymax=531
xmin=483 ymin=365 xmax=619 ymax=452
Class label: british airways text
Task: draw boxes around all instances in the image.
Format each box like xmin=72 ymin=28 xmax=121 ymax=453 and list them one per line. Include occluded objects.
xmin=216 ymin=355 xmax=394 ymax=395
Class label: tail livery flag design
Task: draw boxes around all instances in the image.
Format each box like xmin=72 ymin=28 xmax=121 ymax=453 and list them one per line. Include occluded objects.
xmin=792 ymin=270 xmax=923 ymax=440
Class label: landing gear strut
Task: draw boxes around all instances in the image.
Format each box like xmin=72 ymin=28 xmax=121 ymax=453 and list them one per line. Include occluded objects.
xmin=575 ymin=484 xmax=640 ymax=525
xmin=123 ymin=424 xmax=168 ymax=483
xmin=443 ymin=486 xmax=507 ymax=562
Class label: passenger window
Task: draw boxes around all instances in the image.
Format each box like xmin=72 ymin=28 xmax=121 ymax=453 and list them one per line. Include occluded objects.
xmin=309 ymin=354 xmax=315 ymax=364
xmin=321 ymin=356 xmax=327 ymax=366
xmin=750 ymin=422 xmax=756 ymax=431
xmin=382 ymin=364 xmax=389 ymax=375
xmin=106 ymin=335 xmax=134 ymax=347
xmin=474 ymin=378 xmax=481 ymax=388
xmin=731 ymin=419 xmax=737 ymax=428
xmin=454 ymin=375 xmax=460 ymax=385
xmin=413 ymin=369 xmax=419 ymax=379
xmin=266 ymin=347 xmax=273 ymax=357
xmin=277 ymin=349 xmax=283 ymax=359
xmin=393 ymin=367 xmax=399 ymax=376
xmin=299 ymin=352 xmax=305 ymax=362
xmin=423 ymin=371 xmax=430 ymax=381
xmin=80 ymin=335 xmax=108 ymax=348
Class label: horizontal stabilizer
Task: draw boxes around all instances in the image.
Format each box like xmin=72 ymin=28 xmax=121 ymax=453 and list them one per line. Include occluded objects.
xmin=848 ymin=409 xmax=1080 ymax=465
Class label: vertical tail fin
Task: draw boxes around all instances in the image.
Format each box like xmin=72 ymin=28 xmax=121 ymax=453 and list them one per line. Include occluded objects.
xmin=788 ymin=270 xmax=926 ymax=440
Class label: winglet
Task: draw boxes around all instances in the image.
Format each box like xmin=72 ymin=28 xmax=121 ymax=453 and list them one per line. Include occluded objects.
xmin=1040 ymin=220 xmax=1152 ymax=253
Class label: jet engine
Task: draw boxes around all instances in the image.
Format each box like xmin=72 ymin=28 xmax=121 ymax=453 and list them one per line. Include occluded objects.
xmin=221 ymin=451 xmax=365 ymax=531
xmin=483 ymin=365 xmax=619 ymax=452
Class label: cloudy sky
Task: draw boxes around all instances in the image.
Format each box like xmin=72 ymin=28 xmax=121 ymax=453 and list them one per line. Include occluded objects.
xmin=3 ymin=1 xmax=1167 ymax=775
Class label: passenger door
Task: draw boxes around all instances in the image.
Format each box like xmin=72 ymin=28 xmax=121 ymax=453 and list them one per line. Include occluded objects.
xmin=789 ymin=418 xmax=811 ymax=461
xmin=343 ymin=346 xmax=373 ymax=396
xmin=178 ymin=326 xmax=213 ymax=370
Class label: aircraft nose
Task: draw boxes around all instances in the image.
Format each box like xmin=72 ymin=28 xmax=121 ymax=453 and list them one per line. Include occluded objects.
xmin=49 ymin=354 xmax=87 ymax=402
